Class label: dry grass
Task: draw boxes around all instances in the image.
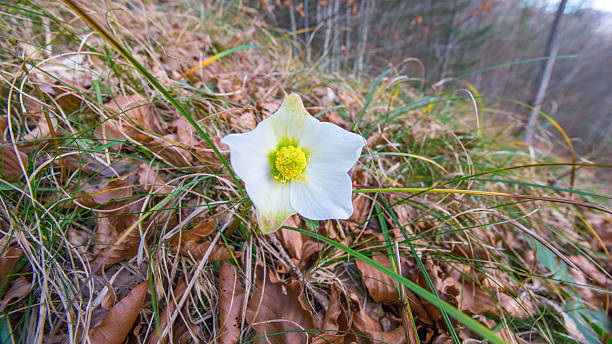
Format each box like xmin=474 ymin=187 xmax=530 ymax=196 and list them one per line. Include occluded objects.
xmin=0 ymin=0 xmax=610 ymax=343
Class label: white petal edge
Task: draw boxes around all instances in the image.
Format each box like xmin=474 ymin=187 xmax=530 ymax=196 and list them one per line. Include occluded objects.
xmin=289 ymin=166 xmax=353 ymax=220
xmin=245 ymin=173 xmax=295 ymax=234
xmin=270 ymin=93 xmax=319 ymax=143
xmin=221 ymin=117 xmax=277 ymax=184
xmin=299 ymin=122 xmax=365 ymax=173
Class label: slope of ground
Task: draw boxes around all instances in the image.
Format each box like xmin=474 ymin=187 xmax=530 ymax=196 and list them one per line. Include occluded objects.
xmin=0 ymin=1 xmax=610 ymax=343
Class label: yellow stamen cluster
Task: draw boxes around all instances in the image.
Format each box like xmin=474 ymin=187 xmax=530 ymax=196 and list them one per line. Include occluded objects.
xmin=274 ymin=145 xmax=308 ymax=183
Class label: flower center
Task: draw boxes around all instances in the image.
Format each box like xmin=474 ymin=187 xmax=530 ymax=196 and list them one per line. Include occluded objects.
xmin=273 ymin=145 xmax=308 ymax=183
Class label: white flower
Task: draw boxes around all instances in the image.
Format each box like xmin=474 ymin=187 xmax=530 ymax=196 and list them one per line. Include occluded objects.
xmin=221 ymin=93 xmax=366 ymax=234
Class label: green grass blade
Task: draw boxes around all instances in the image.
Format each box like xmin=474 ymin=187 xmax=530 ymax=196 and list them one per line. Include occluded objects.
xmin=377 ymin=200 xmax=461 ymax=343
xmin=353 ymin=68 xmax=391 ymax=130
xmin=375 ymin=203 xmax=424 ymax=344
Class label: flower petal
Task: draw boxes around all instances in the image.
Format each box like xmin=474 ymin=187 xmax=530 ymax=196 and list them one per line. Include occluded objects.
xmin=270 ymin=93 xmax=319 ymax=143
xmin=289 ymin=167 xmax=353 ymax=220
xmin=246 ymin=173 xmax=295 ymax=234
xmin=221 ymin=118 xmax=277 ymax=183
xmin=299 ymin=122 xmax=365 ymax=173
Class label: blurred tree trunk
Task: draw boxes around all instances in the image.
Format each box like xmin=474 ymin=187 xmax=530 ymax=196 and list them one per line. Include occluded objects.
xmin=289 ymin=2 xmax=297 ymax=56
xmin=344 ymin=0 xmax=352 ymax=70
xmin=329 ymin=0 xmax=340 ymax=70
xmin=524 ymin=0 xmax=568 ymax=145
xmin=334 ymin=0 xmax=342 ymax=70
xmin=355 ymin=0 xmax=371 ymax=74
xmin=354 ymin=0 xmax=365 ymax=74
xmin=305 ymin=0 xmax=310 ymax=62
xmin=316 ymin=0 xmax=322 ymax=62
xmin=323 ymin=0 xmax=333 ymax=69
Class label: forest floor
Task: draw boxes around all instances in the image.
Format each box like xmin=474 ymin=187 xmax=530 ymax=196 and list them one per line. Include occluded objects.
xmin=0 ymin=1 xmax=610 ymax=343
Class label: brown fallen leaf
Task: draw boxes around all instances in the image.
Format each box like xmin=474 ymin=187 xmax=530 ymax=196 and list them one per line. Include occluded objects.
xmin=399 ymin=258 xmax=448 ymax=329
xmin=436 ymin=268 xmax=500 ymax=316
xmin=157 ymin=31 xmax=212 ymax=78
xmin=317 ymin=110 xmax=349 ymax=129
xmin=366 ymin=130 xmax=393 ymax=148
xmin=299 ymin=238 xmax=324 ymax=271
xmin=392 ymin=202 xmax=417 ymax=238
xmin=138 ymin=162 xmax=172 ymax=195
xmin=76 ymin=178 xmax=134 ymax=208
xmin=23 ymin=114 xmax=58 ymax=142
xmin=101 ymin=283 xmax=116 ymax=310
xmin=229 ymin=110 xmax=257 ymax=131
xmin=586 ymin=213 xmax=612 ymax=248
xmin=0 ymin=276 xmax=31 ymax=311
xmin=246 ymin=266 xmax=316 ymax=343
xmin=336 ymin=88 xmax=362 ymax=115
xmin=276 ymin=214 xmax=303 ymax=261
xmin=312 ymin=285 xmax=349 ymax=344
xmin=77 ymin=178 xmax=158 ymax=269
xmin=0 ymin=238 xmax=24 ymax=286
xmin=193 ymin=136 xmax=229 ymax=164
xmin=89 ymin=280 xmax=149 ymax=344
xmin=214 ymin=74 xmax=248 ymax=104
xmin=349 ymin=169 xmax=371 ymax=228
xmin=349 ymin=292 xmax=408 ymax=344
xmin=256 ymin=97 xmax=282 ymax=117
xmin=149 ymin=134 xmax=194 ymax=167
xmin=100 ymin=94 xmax=164 ymax=150
xmin=145 ymin=279 xmax=201 ymax=344
xmin=568 ymin=255 xmax=610 ymax=308
xmin=452 ymin=278 xmax=498 ymax=315
xmin=170 ymin=218 xmax=235 ymax=261
xmin=93 ymin=199 xmax=145 ymax=268
xmin=24 ymin=50 xmax=90 ymax=86
xmin=218 ymin=261 xmax=245 ymax=344
xmin=172 ymin=117 xmax=198 ymax=147
xmin=498 ymin=293 xmax=535 ymax=318
xmin=0 ymin=146 xmax=28 ymax=181
xmin=41 ymin=80 xmax=86 ymax=115
xmin=355 ymin=254 xmax=398 ymax=304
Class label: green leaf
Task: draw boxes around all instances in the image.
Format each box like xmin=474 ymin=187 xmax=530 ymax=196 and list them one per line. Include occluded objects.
xmin=304 ymin=219 xmax=319 ymax=231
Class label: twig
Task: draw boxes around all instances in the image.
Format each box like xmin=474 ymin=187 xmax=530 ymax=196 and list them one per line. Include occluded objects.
xmin=267 ymin=234 xmax=329 ymax=309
